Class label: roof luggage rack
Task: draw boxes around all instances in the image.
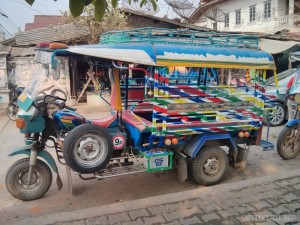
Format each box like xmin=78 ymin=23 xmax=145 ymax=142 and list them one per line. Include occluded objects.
xmin=100 ymin=27 xmax=259 ymax=50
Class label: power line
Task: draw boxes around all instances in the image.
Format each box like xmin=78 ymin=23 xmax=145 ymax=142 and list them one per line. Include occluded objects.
xmin=0 ymin=23 xmax=13 ymax=36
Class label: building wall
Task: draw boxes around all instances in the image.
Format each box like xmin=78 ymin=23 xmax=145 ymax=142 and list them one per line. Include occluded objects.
xmin=194 ymin=0 xmax=293 ymax=32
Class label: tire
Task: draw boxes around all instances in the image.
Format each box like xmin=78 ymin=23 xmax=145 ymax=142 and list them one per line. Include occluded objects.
xmin=51 ymin=89 xmax=67 ymax=100
xmin=6 ymin=104 xmax=18 ymax=120
xmin=263 ymin=103 xmax=286 ymax=127
xmin=63 ymin=124 xmax=113 ymax=174
xmin=276 ymin=125 xmax=300 ymax=160
xmin=190 ymin=146 xmax=229 ymax=186
xmin=5 ymin=158 xmax=52 ymax=201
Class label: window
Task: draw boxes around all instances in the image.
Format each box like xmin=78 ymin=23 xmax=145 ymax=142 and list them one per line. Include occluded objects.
xmin=249 ymin=5 xmax=256 ymax=22
xmin=225 ymin=14 xmax=229 ymax=27
xmin=213 ymin=22 xmax=217 ymax=30
xmin=235 ymin=9 xmax=241 ymax=25
xmin=264 ymin=1 xmax=271 ymax=19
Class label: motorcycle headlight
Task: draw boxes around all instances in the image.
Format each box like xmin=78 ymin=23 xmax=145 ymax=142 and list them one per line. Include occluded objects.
xmin=294 ymin=94 xmax=300 ymax=104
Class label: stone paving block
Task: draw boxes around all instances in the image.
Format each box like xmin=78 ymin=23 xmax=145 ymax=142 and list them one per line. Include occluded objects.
xmin=217 ymin=208 xmax=240 ymax=218
xmin=201 ymin=202 xmax=222 ymax=213
xmin=148 ymin=205 xmax=168 ymax=215
xmin=55 ymin=220 xmax=86 ymax=225
xmin=201 ymin=212 xmax=221 ymax=223
xmin=108 ymin=212 xmax=130 ymax=224
xmin=179 ymin=216 xmax=202 ymax=225
xmin=122 ymin=219 xmax=144 ymax=225
xmin=218 ymin=198 xmax=238 ymax=210
xmin=293 ymin=184 xmax=300 ymax=190
xmin=143 ymin=215 xmax=165 ymax=225
xmin=162 ymin=221 xmax=181 ymax=225
xmin=250 ymin=201 xmax=272 ymax=210
xmin=235 ymin=196 xmax=257 ymax=205
xmin=165 ymin=202 xmax=185 ymax=212
xmin=254 ymin=192 xmax=275 ymax=201
xmin=129 ymin=209 xmax=150 ymax=220
xmin=184 ymin=198 xmax=202 ymax=209
xmin=86 ymin=216 xmax=108 ymax=225
xmin=265 ymin=196 xmax=289 ymax=206
xmin=282 ymin=201 xmax=300 ymax=212
xmin=286 ymin=176 xmax=300 ymax=185
xmin=163 ymin=206 xmax=202 ymax=222
xmin=270 ymin=213 xmax=300 ymax=225
xmin=248 ymin=185 xmax=266 ymax=193
xmin=261 ymin=182 xmax=282 ymax=190
xmin=267 ymin=205 xmax=290 ymax=215
xmin=276 ymin=186 xmax=299 ymax=195
xmin=233 ymin=205 xmax=256 ymax=214
xmin=283 ymin=193 xmax=300 ymax=202
xmin=274 ymin=180 xmax=292 ymax=187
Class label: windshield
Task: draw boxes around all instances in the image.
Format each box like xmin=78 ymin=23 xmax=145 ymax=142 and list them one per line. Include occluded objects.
xmin=18 ymin=67 xmax=67 ymax=111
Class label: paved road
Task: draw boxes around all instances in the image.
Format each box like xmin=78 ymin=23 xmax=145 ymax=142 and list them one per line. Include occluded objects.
xmin=26 ymin=169 xmax=300 ymax=225
xmin=0 ymin=108 xmax=299 ymax=225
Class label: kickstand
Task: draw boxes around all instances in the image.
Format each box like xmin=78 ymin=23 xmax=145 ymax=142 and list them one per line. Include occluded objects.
xmin=66 ymin=165 xmax=74 ymax=195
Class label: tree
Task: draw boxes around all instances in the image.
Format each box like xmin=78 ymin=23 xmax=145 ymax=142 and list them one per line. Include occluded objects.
xmin=25 ymin=0 xmax=158 ymax=20
xmin=60 ymin=5 xmax=128 ymax=44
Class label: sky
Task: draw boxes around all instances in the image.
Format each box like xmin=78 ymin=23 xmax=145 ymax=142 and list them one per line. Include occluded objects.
xmin=0 ymin=0 xmax=199 ymax=39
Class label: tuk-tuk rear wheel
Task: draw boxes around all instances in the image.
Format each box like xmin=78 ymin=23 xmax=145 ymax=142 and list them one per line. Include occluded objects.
xmin=190 ymin=146 xmax=228 ymax=186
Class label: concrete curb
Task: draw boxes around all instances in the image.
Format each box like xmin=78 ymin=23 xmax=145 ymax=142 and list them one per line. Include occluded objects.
xmin=14 ymin=168 xmax=300 ymax=225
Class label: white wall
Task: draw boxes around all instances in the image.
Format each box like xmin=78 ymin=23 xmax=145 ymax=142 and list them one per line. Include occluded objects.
xmin=195 ymin=0 xmax=288 ymax=32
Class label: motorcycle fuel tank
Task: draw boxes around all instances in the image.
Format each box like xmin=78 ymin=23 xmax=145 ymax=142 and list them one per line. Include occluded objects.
xmin=53 ymin=110 xmax=89 ymax=132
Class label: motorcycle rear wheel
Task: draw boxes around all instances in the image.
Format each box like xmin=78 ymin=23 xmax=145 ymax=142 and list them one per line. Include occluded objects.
xmin=5 ymin=158 xmax=52 ymax=201
xmin=6 ymin=104 xmax=18 ymax=120
xmin=277 ymin=125 xmax=300 ymax=159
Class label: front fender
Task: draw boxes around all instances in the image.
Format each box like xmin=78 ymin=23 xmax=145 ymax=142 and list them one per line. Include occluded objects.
xmin=286 ymin=119 xmax=300 ymax=127
xmin=9 ymin=148 xmax=58 ymax=174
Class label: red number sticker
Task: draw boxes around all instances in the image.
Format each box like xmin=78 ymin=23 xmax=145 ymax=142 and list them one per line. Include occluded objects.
xmin=112 ymin=135 xmax=125 ymax=149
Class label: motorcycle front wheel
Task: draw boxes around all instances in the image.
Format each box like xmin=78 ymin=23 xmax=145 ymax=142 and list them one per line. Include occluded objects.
xmin=276 ymin=125 xmax=300 ymax=160
xmin=6 ymin=104 xmax=19 ymax=120
xmin=5 ymin=158 xmax=52 ymax=201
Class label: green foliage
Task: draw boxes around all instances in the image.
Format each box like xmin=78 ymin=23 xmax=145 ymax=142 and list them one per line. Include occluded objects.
xmin=60 ymin=5 xmax=128 ymax=44
xmin=25 ymin=0 xmax=158 ymax=20
xmin=69 ymin=0 xmax=85 ymax=18
xmin=25 ymin=0 xmax=34 ymax=5
xmin=94 ymin=0 xmax=107 ymax=21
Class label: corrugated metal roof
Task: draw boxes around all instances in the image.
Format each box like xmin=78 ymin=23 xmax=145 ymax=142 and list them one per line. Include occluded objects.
xmin=10 ymin=47 xmax=35 ymax=56
xmin=15 ymin=23 xmax=89 ymax=46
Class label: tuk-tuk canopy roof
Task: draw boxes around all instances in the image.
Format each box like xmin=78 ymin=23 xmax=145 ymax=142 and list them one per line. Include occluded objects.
xmin=63 ymin=42 xmax=275 ymax=70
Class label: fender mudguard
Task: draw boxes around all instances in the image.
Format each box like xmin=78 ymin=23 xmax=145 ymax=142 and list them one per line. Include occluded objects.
xmin=183 ymin=133 xmax=238 ymax=158
xmin=9 ymin=147 xmax=59 ymax=174
xmin=286 ymin=119 xmax=300 ymax=127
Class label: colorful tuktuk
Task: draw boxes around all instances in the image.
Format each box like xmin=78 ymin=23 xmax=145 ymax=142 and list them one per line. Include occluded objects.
xmin=6 ymin=28 xmax=278 ymax=201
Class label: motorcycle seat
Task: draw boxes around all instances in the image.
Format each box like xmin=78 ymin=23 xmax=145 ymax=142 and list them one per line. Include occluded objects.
xmin=91 ymin=114 xmax=117 ymax=128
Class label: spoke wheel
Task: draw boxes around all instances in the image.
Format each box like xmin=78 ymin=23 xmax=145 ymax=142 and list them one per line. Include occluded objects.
xmin=263 ymin=103 xmax=286 ymax=127
xmin=190 ymin=146 xmax=228 ymax=186
xmin=5 ymin=158 xmax=52 ymax=201
xmin=277 ymin=125 xmax=300 ymax=159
